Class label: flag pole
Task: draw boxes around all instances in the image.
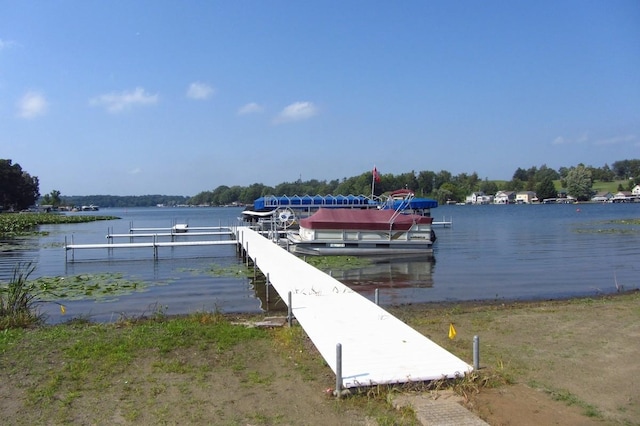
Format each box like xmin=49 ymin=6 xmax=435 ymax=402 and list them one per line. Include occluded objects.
xmin=371 ymin=168 xmax=375 ymax=199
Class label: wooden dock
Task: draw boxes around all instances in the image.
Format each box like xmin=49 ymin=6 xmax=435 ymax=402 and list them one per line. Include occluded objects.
xmin=236 ymin=226 xmax=472 ymax=389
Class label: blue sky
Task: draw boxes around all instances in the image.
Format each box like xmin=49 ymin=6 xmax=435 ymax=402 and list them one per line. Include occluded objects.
xmin=2 ymin=1 xmax=639 ymax=196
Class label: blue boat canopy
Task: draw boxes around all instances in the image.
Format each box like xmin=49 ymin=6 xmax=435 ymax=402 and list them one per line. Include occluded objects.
xmin=252 ymin=193 xmax=437 ymax=211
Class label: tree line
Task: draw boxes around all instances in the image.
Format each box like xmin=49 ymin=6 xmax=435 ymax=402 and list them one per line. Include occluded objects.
xmin=1 ymin=158 xmax=639 ymax=210
xmin=190 ymin=160 xmax=640 ymax=205
xmin=59 ymin=195 xmax=191 ymax=209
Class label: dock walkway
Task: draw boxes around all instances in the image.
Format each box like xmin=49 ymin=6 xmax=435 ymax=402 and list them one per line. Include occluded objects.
xmin=236 ymin=226 xmax=472 ymax=388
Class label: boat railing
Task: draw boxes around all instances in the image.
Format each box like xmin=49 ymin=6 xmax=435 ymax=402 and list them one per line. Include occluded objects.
xmin=387 ymin=193 xmax=415 ymax=227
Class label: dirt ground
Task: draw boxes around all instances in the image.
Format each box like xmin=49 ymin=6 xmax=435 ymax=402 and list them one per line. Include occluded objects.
xmin=391 ymin=292 xmax=640 ymax=425
xmin=1 ymin=292 xmax=638 ymax=425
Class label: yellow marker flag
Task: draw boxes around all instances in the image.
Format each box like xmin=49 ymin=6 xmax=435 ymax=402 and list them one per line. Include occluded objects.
xmin=448 ymin=323 xmax=457 ymax=340
xmin=60 ymin=305 xmax=66 ymax=315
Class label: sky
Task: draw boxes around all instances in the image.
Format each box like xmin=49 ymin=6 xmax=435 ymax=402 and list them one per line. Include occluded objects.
xmin=1 ymin=1 xmax=639 ymax=196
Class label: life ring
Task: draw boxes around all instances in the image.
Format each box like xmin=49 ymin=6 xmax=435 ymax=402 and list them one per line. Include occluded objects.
xmin=275 ymin=207 xmax=296 ymax=229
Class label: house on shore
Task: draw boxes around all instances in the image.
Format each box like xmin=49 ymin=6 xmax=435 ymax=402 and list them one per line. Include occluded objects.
xmin=465 ymin=191 xmax=492 ymax=205
xmin=494 ymin=191 xmax=516 ymax=204
xmin=591 ymin=191 xmax=614 ymax=202
xmin=613 ymin=191 xmax=635 ymax=202
xmin=516 ymin=191 xmax=537 ymax=204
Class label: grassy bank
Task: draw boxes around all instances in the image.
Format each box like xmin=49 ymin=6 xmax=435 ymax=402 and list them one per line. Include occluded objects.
xmin=0 ymin=212 xmax=119 ymax=236
xmin=1 ymin=292 xmax=638 ymax=425
xmin=0 ymin=311 xmax=415 ymax=425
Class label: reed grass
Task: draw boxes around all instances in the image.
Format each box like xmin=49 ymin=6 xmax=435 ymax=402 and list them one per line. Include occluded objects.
xmin=0 ymin=262 xmax=44 ymax=328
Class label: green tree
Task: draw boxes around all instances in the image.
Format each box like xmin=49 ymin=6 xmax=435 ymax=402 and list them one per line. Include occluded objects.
xmin=612 ymin=159 xmax=640 ymax=179
xmin=535 ymin=177 xmax=557 ymax=201
xmin=534 ymin=164 xmax=560 ymax=182
xmin=416 ymin=170 xmax=436 ymax=195
xmin=564 ymin=165 xmax=593 ymax=201
xmin=42 ymin=190 xmax=62 ymax=207
xmin=504 ymin=179 xmax=524 ymax=192
xmin=478 ymin=178 xmax=498 ymax=195
xmin=433 ymin=185 xmax=455 ymax=204
xmin=0 ymin=159 xmax=40 ymax=211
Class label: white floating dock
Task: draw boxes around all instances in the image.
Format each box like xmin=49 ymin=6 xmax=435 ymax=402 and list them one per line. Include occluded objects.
xmin=237 ymin=227 xmax=472 ymax=388
xmin=432 ymin=216 xmax=453 ymax=227
xmin=65 ymin=240 xmax=236 ymax=249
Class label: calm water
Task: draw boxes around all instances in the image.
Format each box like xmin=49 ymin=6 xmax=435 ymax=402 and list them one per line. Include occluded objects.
xmin=1 ymin=203 xmax=639 ymax=324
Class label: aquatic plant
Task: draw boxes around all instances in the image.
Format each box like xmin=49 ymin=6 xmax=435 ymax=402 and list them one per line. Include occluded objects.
xmin=0 ymin=213 xmax=119 ymax=237
xmin=303 ymin=255 xmax=373 ymax=271
xmin=0 ymin=262 xmax=65 ymax=328
xmin=31 ymin=273 xmax=153 ymax=301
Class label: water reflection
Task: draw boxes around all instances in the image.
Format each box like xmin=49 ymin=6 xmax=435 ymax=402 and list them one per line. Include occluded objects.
xmin=329 ymin=257 xmax=435 ymax=293
xmin=249 ymin=257 xmax=435 ymax=313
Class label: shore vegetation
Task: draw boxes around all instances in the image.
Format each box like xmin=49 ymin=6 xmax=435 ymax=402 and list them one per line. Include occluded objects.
xmin=0 ymin=212 xmax=118 ymax=237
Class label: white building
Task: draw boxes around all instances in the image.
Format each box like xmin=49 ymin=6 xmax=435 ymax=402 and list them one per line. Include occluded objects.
xmin=494 ymin=191 xmax=516 ymax=204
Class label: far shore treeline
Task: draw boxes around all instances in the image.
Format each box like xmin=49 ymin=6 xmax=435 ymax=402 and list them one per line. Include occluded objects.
xmin=2 ymin=159 xmax=639 ymax=210
xmin=64 ymin=160 xmax=639 ymax=208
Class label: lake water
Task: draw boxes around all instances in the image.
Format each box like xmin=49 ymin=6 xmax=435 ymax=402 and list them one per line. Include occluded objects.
xmin=1 ymin=203 xmax=639 ymax=324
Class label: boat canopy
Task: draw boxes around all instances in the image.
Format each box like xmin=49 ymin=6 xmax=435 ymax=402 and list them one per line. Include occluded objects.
xmin=252 ymin=194 xmax=437 ymax=211
xmin=299 ymin=208 xmax=433 ymax=232
xmin=253 ymin=194 xmax=374 ymax=211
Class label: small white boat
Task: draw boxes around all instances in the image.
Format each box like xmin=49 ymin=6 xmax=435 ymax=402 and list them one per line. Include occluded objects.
xmin=172 ymin=224 xmax=189 ymax=233
xmin=286 ymin=208 xmax=435 ymax=256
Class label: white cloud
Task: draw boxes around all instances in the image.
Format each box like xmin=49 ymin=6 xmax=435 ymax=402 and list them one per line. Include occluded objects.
xmin=593 ymin=134 xmax=636 ymax=146
xmin=129 ymin=167 xmax=142 ymax=175
xmin=552 ymin=132 xmax=589 ymax=145
xmin=0 ymin=38 xmax=17 ymax=50
xmin=186 ymin=82 xmax=214 ymax=100
xmin=17 ymin=91 xmax=48 ymax=118
xmin=238 ymin=102 xmax=264 ymax=115
xmin=90 ymin=87 xmax=158 ymax=113
xmin=273 ymin=101 xmax=318 ymax=124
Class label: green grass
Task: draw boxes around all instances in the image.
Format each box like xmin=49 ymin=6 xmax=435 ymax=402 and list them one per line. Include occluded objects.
xmin=552 ymin=179 xmax=628 ymax=194
xmin=8 ymin=313 xmax=268 ymax=406
xmin=529 ymin=381 xmax=603 ymax=419
xmin=592 ymin=180 xmax=628 ymax=193
xmin=0 ymin=312 xmax=429 ymax=425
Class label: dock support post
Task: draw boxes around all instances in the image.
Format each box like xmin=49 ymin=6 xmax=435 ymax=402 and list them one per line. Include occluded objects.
xmin=335 ymin=343 xmax=343 ymax=398
xmin=287 ymin=291 xmax=292 ymax=327
xmin=473 ymin=335 xmax=480 ymax=370
xmin=253 ymin=258 xmax=257 ymax=280
xmin=153 ymin=235 xmax=158 ymax=259
xmin=71 ymin=235 xmax=75 ymax=262
xmin=245 ymin=242 xmax=250 ymax=266
xmin=64 ymin=236 xmax=68 ymax=262
xmin=265 ymin=272 xmax=270 ymax=306
xmin=374 ymin=288 xmax=379 ymax=305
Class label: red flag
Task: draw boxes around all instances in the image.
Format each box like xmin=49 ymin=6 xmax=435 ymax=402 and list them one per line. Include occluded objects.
xmin=373 ymin=167 xmax=381 ymax=183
